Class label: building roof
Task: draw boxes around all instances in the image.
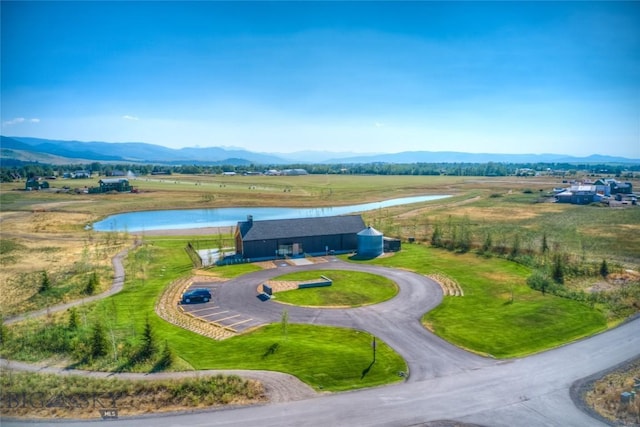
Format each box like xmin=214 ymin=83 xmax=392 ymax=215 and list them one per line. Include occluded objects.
xmin=569 ymin=185 xmax=596 ymax=193
xmin=100 ymin=178 xmax=129 ymax=184
xmin=238 ymin=215 xmax=366 ymax=242
xmin=358 ymin=226 xmax=383 ymax=236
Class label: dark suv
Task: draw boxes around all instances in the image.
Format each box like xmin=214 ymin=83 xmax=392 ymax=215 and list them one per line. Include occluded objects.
xmin=181 ymin=288 xmax=212 ymax=304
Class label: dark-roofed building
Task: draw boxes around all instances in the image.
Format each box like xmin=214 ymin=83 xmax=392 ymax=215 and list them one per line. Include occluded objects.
xmin=611 ymin=180 xmax=633 ymax=195
xmin=235 ymin=214 xmax=366 ymax=260
xmin=98 ymin=178 xmax=131 ymax=192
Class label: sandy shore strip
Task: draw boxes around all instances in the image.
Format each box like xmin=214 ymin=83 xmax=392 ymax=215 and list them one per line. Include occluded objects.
xmin=130 ymin=226 xmax=235 ymax=236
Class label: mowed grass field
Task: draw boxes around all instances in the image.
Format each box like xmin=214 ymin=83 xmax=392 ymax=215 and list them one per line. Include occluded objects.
xmin=272 ymin=270 xmax=398 ymax=307
xmin=357 ymin=244 xmax=608 ymax=358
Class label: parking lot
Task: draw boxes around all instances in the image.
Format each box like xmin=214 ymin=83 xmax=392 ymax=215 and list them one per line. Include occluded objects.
xmin=180 ymin=283 xmax=264 ymax=333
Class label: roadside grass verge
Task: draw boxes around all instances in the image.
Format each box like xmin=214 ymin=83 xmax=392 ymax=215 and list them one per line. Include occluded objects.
xmin=0 ymin=370 xmax=265 ymax=419
xmin=352 ymin=244 xmax=608 ymax=358
xmin=272 ymin=270 xmax=398 ymax=307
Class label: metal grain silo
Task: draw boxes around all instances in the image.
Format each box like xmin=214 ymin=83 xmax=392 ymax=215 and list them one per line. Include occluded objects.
xmin=357 ymin=226 xmax=383 ymax=258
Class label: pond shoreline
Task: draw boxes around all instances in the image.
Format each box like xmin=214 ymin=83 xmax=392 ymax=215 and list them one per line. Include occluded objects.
xmin=131 ymin=226 xmax=235 ymax=236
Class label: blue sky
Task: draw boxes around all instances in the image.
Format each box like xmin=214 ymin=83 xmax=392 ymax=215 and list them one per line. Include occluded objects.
xmin=1 ymin=1 xmax=639 ymax=157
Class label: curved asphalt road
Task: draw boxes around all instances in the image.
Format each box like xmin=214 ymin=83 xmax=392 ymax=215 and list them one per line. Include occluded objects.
xmin=3 ymin=258 xmax=639 ymax=426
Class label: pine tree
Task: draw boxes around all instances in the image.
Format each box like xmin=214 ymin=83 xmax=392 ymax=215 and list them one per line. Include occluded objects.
xmin=156 ymin=341 xmax=174 ymax=370
xmin=430 ymin=223 xmax=442 ymax=248
xmin=600 ymin=259 xmax=609 ymax=278
xmin=68 ymin=308 xmax=79 ymax=330
xmin=509 ymin=234 xmax=521 ymax=259
xmin=90 ymin=321 xmax=108 ymax=359
xmin=541 ymin=233 xmax=549 ymax=254
xmin=552 ymin=254 xmax=564 ymax=284
xmin=85 ymin=271 xmax=98 ymax=295
xmin=139 ymin=317 xmax=156 ymax=360
xmin=39 ymin=271 xmax=51 ymax=293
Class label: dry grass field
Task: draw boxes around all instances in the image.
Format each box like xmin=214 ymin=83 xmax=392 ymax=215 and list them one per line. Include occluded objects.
xmin=584 ymin=358 xmax=640 ymax=426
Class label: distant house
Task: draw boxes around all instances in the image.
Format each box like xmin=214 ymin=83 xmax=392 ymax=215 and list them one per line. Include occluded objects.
xmin=98 ymin=178 xmax=131 ymax=193
xmin=25 ymin=178 xmax=49 ymax=190
xmin=282 ymin=169 xmax=309 ymax=176
xmin=73 ymin=170 xmax=91 ymax=179
xmin=555 ymin=185 xmax=599 ymax=205
xmin=593 ymin=179 xmax=612 ymax=196
xmin=234 ymin=214 xmax=366 ymax=260
xmin=611 ymin=181 xmax=633 ymax=195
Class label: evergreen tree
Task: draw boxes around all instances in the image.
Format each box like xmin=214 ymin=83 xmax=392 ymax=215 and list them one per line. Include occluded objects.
xmin=85 ymin=271 xmax=98 ymax=295
xmin=552 ymin=254 xmax=564 ymax=284
xmin=430 ymin=223 xmax=443 ymax=248
xmin=600 ymin=259 xmax=609 ymax=278
xmin=90 ymin=321 xmax=108 ymax=359
xmin=39 ymin=271 xmax=51 ymax=293
xmin=139 ymin=317 xmax=156 ymax=360
xmin=481 ymin=232 xmax=493 ymax=254
xmin=68 ymin=308 xmax=79 ymax=330
xmin=156 ymin=341 xmax=174 ymax=370
xmin=509 ymin=234 xmax=521 ymax=259
xmin=541 ymin=233 xmax=549 ymax=254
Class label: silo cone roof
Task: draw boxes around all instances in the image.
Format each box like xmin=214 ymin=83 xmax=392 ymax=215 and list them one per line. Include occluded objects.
xmin=358 ymin=226 xmax=383 ymax=236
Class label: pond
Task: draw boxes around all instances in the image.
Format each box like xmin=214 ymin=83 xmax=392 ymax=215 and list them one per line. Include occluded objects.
xmin=92 ymin=194 xmax=450 ymax=232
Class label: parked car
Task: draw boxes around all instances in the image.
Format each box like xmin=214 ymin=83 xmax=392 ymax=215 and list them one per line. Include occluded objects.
xmin=181 ymin=288 xmax=212 ymax=304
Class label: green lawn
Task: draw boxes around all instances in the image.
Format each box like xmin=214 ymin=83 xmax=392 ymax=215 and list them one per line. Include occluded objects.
xmin=272 ymin=270 xmax=398 ymax=307
xmin=350 ymin=244 xmax=608 ymax=358
xmin=2 ymin=237 xmax=406 ymax=392
xmin=173 ymin=324 xmax=406 ymax=391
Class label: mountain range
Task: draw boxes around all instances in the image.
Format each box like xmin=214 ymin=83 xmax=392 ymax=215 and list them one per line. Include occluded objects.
xmin=1 ymin=135 xmax=638 ymax=165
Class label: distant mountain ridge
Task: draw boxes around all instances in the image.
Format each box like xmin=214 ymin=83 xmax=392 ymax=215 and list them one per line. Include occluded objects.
xmin=1 ymin=135 xmax=638 ymax=165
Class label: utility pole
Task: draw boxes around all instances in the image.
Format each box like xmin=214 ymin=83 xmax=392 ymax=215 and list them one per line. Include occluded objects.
xmin=372 ymin=336 xmax=377 ymax=363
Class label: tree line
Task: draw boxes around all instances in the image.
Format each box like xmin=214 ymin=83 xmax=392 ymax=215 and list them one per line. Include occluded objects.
xmin=2 ymin=161 xmax=639 ymax=182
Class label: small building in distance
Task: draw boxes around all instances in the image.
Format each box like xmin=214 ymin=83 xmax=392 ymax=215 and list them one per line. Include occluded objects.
xmin=611 ymin=180 xmax=633 ymax=195
xmin=555 ymin=185 xmax=599 ymax=205
xmin=73 ymin=170 xmax=91 ymax=179
xmin=25 ymin=178 xmax=49 ymax=190
xmin=94 ymin=178 xmax=132 ymax=193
